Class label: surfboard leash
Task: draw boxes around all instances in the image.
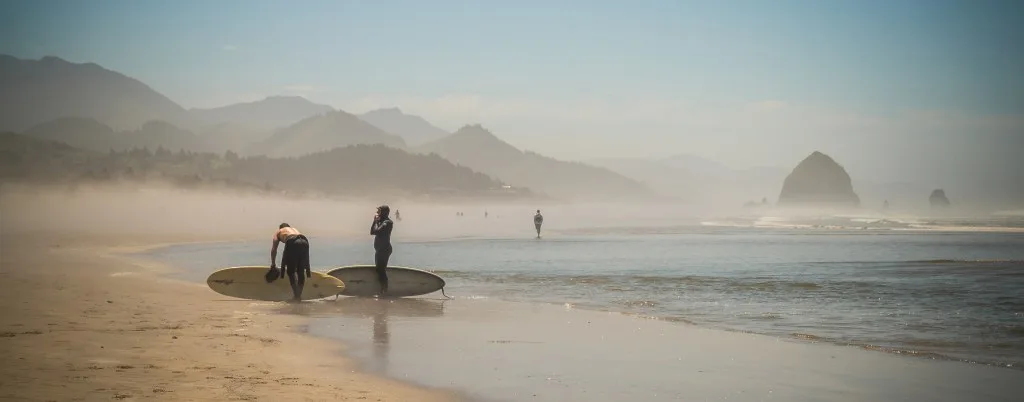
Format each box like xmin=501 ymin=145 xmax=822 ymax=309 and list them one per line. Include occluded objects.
xmin=440 ymin=286 xmax=453 ymax=299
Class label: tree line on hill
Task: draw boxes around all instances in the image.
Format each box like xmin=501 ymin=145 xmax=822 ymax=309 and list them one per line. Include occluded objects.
xmin=0 ymin=132 xmax=529 ymax=200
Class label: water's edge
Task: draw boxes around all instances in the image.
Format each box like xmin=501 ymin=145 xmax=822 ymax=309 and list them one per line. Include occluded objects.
xmin=123 ymin=245 xmax=479 ymax=402
xmin=131 ymin=239 xmax=1021 ymax=372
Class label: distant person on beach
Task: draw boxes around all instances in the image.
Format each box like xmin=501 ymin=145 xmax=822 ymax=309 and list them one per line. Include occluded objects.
xmin=270 ymin=223 xmax=311 ymax=302
xmin=371 ymin=205 xmax=395 ymax=295
xmin=534 ymin=210 xmax=544 ymax=238
xmin=395 ymin=209 xmax=401 ymax=221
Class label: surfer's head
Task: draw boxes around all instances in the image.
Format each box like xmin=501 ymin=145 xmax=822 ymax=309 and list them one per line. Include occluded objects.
xmin=279 ymin=223 xmax=290 ymax=229
xmin=377 ymin=204 xmax=390 ymax=217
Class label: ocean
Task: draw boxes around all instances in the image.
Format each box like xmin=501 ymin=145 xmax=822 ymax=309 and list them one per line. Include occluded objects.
xmin=144 ymin=222 xmax=1024 ymax=371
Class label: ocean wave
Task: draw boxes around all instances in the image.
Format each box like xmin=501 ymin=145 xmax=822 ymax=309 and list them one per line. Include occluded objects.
xmin=787 ymin=333 xmax=1022 ymax=370
xmin=907 ymin=259 xmax=1024 ymax=264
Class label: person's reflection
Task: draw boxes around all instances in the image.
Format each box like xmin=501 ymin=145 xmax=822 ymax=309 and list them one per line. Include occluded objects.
xmin=371 ymin=305 xmax=390 ymax=372
xmin=278 ymin=297 xmax=447 ymax=374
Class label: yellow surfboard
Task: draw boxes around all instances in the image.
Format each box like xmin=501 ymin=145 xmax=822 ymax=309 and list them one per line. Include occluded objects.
xmin=206 ymin=266 xmax=345 ymax=301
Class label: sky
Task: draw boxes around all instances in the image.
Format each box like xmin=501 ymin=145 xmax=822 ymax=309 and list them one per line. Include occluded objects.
xmin=1 ymin=0 xmax=1022 ymax=186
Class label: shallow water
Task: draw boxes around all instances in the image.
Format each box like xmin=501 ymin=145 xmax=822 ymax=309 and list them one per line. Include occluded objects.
xmin=145 ymin=225 xmax=1024 ymax=370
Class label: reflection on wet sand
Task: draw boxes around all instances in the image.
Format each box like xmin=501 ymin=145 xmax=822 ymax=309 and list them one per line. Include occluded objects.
xmin=277 ymin=297 xmax=448 ymax=373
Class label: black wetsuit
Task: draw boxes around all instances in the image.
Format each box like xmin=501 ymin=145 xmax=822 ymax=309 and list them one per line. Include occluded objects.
xmin=370 ymin=216 xmax=394 ymax=293
xmin=281 ymin=234 xmax=311 ymax=300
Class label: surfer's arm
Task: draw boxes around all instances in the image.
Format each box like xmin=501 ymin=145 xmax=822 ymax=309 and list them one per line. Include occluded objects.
xmin=270 ymin=235 xmax=280 ymax=267
xmin=370 ymin=220 xmax=388 ymax=235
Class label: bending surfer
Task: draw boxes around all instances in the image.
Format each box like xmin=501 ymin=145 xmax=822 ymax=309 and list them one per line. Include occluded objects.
xmin=271 ymin=223 xmax=311 ymax=302
xmin=534 ymin=209 xmax=544 ymax=238
xmin=370 ymin=205 xmax=395 ymax=295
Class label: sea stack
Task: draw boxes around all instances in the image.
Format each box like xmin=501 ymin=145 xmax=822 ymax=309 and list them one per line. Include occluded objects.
xmin=929 ymin=189 xmax=951 ymax=208
xmin=777 ymin=151 xmax=860 ymax=207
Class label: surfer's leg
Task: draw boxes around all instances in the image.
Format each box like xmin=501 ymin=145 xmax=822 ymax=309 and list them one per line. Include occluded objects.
xmin=374 ymin=248 xmax=390 ymax=294
xmin=282 ymin=243 xmax=300 ymax=301
xmin=296 ymin=239 xmax=309 ymax=294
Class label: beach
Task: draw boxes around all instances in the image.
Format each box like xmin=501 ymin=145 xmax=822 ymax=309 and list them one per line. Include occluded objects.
xmin=3 ymin=185 xmax=1023 ymax=401
xmin=0 ymin=231 xmax=458 ymax=402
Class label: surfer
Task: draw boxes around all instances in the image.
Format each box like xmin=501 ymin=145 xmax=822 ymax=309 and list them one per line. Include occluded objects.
xmin=534 ymin=210 xmax=544 ymax=238
xmin=271 ymin=223 xmax=311 ymax=302
xmin=371 ymin=205 xmax=395 ymax=295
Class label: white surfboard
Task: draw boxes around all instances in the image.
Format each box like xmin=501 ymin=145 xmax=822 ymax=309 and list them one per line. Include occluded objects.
xmin=206 ymin=266 xmax=345 ymax=301
xmin=326 ymin=265 xmax=446 ymax=298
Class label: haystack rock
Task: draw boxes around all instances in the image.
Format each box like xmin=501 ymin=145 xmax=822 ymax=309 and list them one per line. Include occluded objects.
xmin=777 ymin=151 xmax=860 ymax=206
xmin=929 ymin=189 xmax=951 ymax=208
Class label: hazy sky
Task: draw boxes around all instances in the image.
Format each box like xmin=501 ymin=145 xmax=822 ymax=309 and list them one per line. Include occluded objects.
xmin=2 ymin=0 xmax=1022 ymax=183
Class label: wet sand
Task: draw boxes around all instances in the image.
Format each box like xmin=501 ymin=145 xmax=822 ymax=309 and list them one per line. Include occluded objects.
xmin=0 ymin=232 xmax=459 ymax=402
xmin=291 ymin=297 xmax=1024 ymax=402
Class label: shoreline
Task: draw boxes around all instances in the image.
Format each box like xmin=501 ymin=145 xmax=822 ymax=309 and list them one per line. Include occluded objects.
xmin=136 ymin=233 xmax=1024 ymax=373
xmin=295 ymin=296 xmax=1024 ymax=402
xmin=0 ymin=231 xmax=463 ymax=402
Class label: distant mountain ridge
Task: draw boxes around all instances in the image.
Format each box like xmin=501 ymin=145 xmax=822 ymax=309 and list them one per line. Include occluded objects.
xmin=24 ymin=117 xmax=204 ymax=152
xmin=359 ymin=107 xmax=451 ymax=146
xmin=0 ymin=55 xmax=190 ymax=131
xmin=418 ymin=124 xmax=655 ymax=200
xmin=245 ymin=110 xmax=406 ymax=158
xmin=1 ymin=55 xmax=335 ymax=134
xmin=189 ymin=96 xmax=334 ymax=130
xmin=0 ymin=131 xmax=520 ymax=199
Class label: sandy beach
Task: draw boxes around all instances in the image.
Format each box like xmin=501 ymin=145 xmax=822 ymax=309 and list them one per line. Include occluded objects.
xmin=3 ymin=185 xmax=1023 ymax=401
xmin=0 ymin=231 xmax=459 ymax=402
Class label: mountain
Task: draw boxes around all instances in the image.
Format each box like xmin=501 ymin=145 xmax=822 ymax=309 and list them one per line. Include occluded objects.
xmin=23 ymin=118 xmax=204 ymax=152
xmin=0 ymin=55 xmax=189 ymax=132
xmin=359 ymin=107 xmax=451 ymax=146
xmin=189 ymin=96 xmax=334 ymax=131
xmin=588 ymin=155 xmax=787 ymax=206
xmin=0 ymin=131 xmax=521 ymax=199
xmin=777 ymin=151 xmax=860 ymax=206
xmin=228 ymin=144 xmax=509 ymax=197
xmin=23 ymin=117 xmax=119 ymax=151
xmin=418 ymin=124 xmax=654 ymax=200
xmin=0 ymin=130 xmax=516 ymax=198
xmin=193 ymin=123 xmax=273 ymax=154
xmin=246 ymin=110 xmax=406 ymax=158
xmin=0 ymin=131 xmax=94 ymax=180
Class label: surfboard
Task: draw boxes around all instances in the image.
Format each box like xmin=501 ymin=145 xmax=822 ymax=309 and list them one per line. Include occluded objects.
xmin=206 ymin=266 xmax=346 ymax=302
xmin=325 ymin=265 xmax=446 ymax=298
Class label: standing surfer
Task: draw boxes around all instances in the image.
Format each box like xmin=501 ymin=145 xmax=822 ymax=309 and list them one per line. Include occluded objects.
xmin=534 ymin=209 xmax=544 ymax=238
xmin=270 ymin=223 xmax=311 ymax=302
xmin=371 ymin=205 xmax=395 ymax=295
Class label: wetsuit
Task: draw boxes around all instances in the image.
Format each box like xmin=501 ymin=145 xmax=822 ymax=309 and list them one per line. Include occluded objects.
xmin=281 ymin=234 xmax=311 ymax=300
xmin=370 ymin=216 xmax=394 ymax=294
xmin=534 ymin=213 xmax=544 ymax=237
